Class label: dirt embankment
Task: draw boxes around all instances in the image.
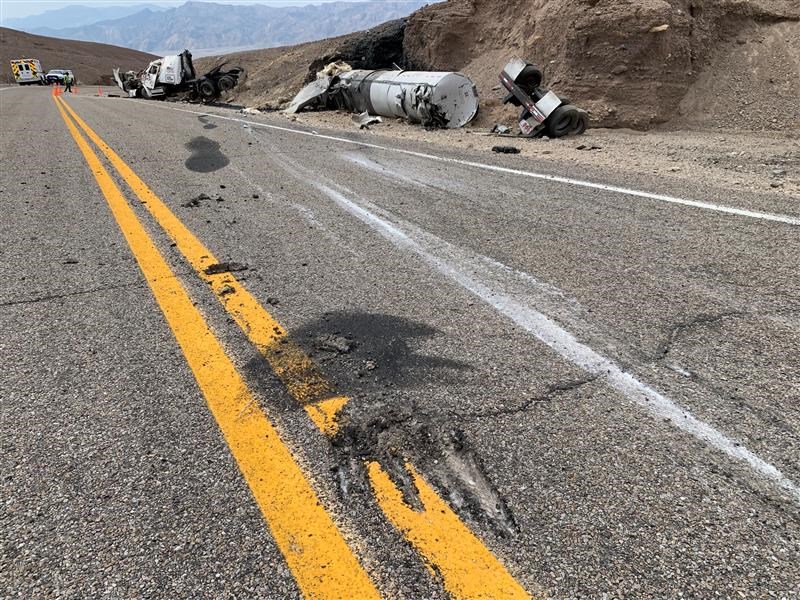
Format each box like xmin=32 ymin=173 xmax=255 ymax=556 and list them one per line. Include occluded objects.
xmin=403 ymin=0 xmax=800 ymax=131
xmin=195 ymin=19 xmax=409 ymax=111
xmin=0 ymin=27 xmax=156 ymax=85
xmin=207 ymin=0 xmax=800 ymax=133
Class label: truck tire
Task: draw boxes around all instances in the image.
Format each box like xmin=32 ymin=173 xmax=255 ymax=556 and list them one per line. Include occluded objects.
xmin=570 ymin=110 xmax=589 ymax=136
xmin=198 ymin=79 xmax=217 ymax=100
xmin=546 ymin=105 xmax=578 ymax=138
xmin=217 ymin=75 xmax=236 ymax=93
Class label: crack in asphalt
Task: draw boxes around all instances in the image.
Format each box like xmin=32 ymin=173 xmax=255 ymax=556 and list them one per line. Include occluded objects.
xmin=453 ymin=374 xmax=601 ymax=420
xmin=0 ymin=272 xmax=194 ymax=308
xmin=654 ymin=311 xmax=749 ymax=360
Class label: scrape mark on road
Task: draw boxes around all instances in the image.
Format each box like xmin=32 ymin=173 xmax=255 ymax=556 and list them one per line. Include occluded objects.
xmin=313 ymin=181 xmax=800 ymax=506
xmin=185 ymin=136 xmax=229 ymax=172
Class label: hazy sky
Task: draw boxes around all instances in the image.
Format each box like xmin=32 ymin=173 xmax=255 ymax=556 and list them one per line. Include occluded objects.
xmin=0 ymin=0 xmax=411 ymax=20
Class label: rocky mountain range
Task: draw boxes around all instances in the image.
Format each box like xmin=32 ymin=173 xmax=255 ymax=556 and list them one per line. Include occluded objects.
xmin=26 ymin=1 xmax=431 ymax=54
xmin=3 ymin=4 xmax=171 ymax=32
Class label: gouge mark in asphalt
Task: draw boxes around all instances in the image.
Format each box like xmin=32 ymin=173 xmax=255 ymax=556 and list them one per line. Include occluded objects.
xmin=58 ymin=96 xmax=533 ymax=599
xmin=53 ymin=96 xmax=380 ymax=600
xmin=369 ymin=462 xmax=530 ymax=600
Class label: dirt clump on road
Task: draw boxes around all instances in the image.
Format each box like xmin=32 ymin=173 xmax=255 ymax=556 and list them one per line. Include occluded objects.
xmin=0 ymin=27 xmax=155 ymax=85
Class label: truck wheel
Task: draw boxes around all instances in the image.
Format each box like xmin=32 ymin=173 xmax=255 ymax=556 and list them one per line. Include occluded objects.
xmin=217 ymin=75 xmax=236 ymax=93
xmin=546 ymin=105 xmax=578 ymax=138
xmin=570 ymin=110 xmax=589 ymax=136
xmin=198 ymin=80 xmax=217 ymax=100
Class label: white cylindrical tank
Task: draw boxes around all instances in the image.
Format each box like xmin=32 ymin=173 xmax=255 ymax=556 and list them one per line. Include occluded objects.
xmin=337 ymin=70 xmax=479 ymax=128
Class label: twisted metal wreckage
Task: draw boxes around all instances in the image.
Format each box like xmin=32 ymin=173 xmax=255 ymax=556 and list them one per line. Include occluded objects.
xmin=113 ymin=50 xmax=245 ymax=102
xmin=287 ymin=57 xmax=589 ymax=137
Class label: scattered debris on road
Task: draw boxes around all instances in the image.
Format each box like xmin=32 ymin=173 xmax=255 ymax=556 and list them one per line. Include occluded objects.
xmin=490 ymin=124 xmax=511 ymax=135
xmin=203 ymin=262 xmax=249 ymax=275
xmin=499 ymin=57 xmax=589 ymax=138
xmin=287 ymin=63 xmax=479 ymax=129
xmin=182 ymin=192 xmax=226 ymax=207
xmin=313 ymin=333 xmax=356 ymax=355
xmin=113 ymin=50 xmax=245 ymax=102
xmin=492 ymin=146 xmax=521 ymax=154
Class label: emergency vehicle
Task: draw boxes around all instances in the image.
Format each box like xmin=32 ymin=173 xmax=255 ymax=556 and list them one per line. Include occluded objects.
xmin=10 ymin=59 xmax=45 ymax=85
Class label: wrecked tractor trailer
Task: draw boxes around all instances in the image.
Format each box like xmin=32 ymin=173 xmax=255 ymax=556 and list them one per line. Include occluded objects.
xmin=113 ymin=50 xmax=245 ymax=102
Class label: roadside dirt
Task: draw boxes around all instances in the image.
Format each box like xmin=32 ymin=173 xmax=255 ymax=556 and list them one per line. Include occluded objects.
xmin=206 ymin=0 xmax=799 ymax=133
xmin=404 ymin=0 xmax=800 ymax=131
xmin=277 ymin=109 xmax=800 ymax=196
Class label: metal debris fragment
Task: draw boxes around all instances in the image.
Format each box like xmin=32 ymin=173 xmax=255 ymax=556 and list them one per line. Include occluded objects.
xmin=352 ymin=111 xmax=383 ymax=129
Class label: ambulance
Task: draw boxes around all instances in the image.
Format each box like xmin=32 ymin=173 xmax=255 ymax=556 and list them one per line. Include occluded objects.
xmin=10 ymin=59 xmax=45 ymax=85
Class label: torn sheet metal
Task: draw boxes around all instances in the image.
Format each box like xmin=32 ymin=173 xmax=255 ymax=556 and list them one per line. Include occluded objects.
xmin=287 ymin=69 xmax=480 ymax=129
xmin=352 ymin=111 xmax=382 ymax=129
xmin=286 ymin=77 xmax=334 ymax=113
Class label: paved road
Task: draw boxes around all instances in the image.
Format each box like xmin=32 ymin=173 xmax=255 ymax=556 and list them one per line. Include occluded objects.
xmin=2 ymin=85 xmax=799 ymax=598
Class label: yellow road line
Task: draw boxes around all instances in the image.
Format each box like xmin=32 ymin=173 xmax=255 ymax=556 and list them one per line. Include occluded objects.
xmin=57 ymin=97 xmax=347 ymax=432
xmin=368 ymin=462 xmax=529 ymax=599
xmin=53 ymin=97 xmax=379 ymax=599
xmin=58 ymin=96 xmax=532 ymax=599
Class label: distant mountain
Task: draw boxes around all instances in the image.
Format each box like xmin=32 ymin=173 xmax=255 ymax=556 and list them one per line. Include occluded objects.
xmin=26 ymin=1 xmax=432 ymax=54
xmin=3 ymin=4 xmax=173 ymax=32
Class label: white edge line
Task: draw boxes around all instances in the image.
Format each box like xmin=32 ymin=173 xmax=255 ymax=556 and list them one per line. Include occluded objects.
xmin=140 ymin=101 xmax=800 ymax=227
xmin=313 ymin=182 xmax=800 ymax=505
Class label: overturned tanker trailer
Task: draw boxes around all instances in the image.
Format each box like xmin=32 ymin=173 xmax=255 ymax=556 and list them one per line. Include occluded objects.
xmin=113 ymin=50 xmax=245 ymax=102
xmin=287 ymin=69 xmax=479 ymax=129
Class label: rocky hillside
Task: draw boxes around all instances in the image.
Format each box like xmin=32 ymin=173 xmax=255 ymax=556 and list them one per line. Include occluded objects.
xmin=403 ymin=0 xmax=800 ymax=130
xmin=0 ymin=28 xmax=156 ymax=85
xmin=196 ymin=0 xmax=800 ymax=132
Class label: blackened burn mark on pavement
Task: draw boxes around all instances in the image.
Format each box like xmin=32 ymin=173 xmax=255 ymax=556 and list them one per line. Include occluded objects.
xmin=185 ymin=136 xmax=229 ymax=173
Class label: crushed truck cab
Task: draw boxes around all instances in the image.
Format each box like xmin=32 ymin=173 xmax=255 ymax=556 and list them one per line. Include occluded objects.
xmin=114 ymin=50 xmax=244 ymax=102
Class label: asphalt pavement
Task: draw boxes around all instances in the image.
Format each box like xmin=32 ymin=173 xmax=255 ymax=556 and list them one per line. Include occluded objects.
xmin=2 ymin=85 xmax=799 ymax=598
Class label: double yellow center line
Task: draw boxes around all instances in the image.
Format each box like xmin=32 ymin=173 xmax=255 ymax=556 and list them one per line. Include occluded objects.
xmin=54 ymin=95 xmax=530 ymax=599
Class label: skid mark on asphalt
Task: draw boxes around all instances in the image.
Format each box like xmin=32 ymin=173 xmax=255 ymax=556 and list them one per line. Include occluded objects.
xmin=146 ymin=102 xmax=800 ymax=226
xmin=58 ymin=97 xmax=533 ymax=599
xmin=308 ymin=181 xmax=800 ymax=506
xmin=54 ymin=96 xmax=380 ymax=599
